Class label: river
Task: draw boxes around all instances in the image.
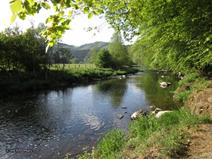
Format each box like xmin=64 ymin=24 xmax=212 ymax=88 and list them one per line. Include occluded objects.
xmin=0 ymin=71 xmax=178 ymax=159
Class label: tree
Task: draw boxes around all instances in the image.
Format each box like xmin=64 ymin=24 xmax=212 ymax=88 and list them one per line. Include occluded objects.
xmin=88 ymin=48 xmax=99 ymax=64
xmin=0 ymin=25 xmax=46 ymax=73
xmin=108 ymin=32 xmax=130 ymax=68
xmin=10 ymin=0 xmax=212 ymax=73
xmin=47 ymin=46 xmax=74 ymax=69
xmin=89 ymin=49 xmax=114 ymax=68
xmin=105 ymin=0 xmax=212 ymax=73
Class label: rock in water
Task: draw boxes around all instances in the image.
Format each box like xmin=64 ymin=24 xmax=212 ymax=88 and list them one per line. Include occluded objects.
xmin=122 ymin=75 xmax=127 ymax=78
xmin=117 ymin=114 xmax=124 ymax=119
xmin=131 ymin=111 xmax=140 ymax=120
xmin=130 ymin=109 xmax=145 ymax=120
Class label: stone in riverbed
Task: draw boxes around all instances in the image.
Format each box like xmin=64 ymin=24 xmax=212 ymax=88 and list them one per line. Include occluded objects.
xmin=130 ymin=109 xmax=147 ymax=120
xmin=121 ymin=106 xmax=127 ymax=109
xmin=117 ymin=114 xmax=124 ymax=119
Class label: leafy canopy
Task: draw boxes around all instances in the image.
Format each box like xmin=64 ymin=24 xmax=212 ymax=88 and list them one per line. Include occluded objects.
xmin=10 ymin=0 xmax=212 ymax=73
xmin=10 ymin=0 xmax=105 ymax=47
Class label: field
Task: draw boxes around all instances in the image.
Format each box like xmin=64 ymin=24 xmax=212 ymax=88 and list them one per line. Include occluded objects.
xmin=50 ymin=64 xmax=134 ymax=78
xmin=50 ymin=64 xmax=97 ymax=71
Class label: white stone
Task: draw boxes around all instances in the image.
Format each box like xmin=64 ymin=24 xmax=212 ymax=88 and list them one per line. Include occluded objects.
xmin=155 ymin=111 xmax=172 ymax=118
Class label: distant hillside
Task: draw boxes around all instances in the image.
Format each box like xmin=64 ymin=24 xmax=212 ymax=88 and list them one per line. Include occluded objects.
xmin=56 ymin=41 xmax=109 ymax=63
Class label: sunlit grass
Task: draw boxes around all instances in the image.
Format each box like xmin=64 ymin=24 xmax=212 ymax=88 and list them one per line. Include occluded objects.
xmin=75 ymin=108 xmax=210 ymax=159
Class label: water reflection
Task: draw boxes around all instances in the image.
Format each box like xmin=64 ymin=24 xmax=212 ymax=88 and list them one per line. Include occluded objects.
xmin=95 ymin=79 xmax=127 ymax=107
xmin=0 ymin=72 xmax=178 ymax=159
xmin=134 ymin=71 xmax=178 ymax=109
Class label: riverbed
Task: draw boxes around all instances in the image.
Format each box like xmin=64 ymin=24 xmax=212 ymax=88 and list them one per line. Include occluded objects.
xmin=0 ymin=71 xmax=178 ymax=159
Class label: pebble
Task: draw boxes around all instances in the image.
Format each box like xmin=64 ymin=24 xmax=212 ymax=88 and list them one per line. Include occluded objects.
xmin=117 ymin=114 xmax=124 ymax=119
xmin=121 ymin=106 xmax=127 ymax=109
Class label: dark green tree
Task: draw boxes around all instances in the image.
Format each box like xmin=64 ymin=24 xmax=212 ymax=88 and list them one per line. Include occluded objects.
xmin=95 ymin=49 xmax=114 ymax=68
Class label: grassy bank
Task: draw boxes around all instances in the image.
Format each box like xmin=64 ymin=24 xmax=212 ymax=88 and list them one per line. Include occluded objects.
xmin=0 ymin=64 xmax=138 ymax=97
xmin=174 ymin=72 xmax=209 ymax=103
xmin=76 ymin=108 xmax=210 ymax=159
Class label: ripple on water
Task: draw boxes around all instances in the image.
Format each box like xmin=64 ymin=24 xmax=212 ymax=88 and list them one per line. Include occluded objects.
xmin=82 ymin=114 xmax=104 ymax=131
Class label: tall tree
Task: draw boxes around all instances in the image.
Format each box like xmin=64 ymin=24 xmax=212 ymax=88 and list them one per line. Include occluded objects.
xmin=108 ymin=32 xmax=129 ymax=68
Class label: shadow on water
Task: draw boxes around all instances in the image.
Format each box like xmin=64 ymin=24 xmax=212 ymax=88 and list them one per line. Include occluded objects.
xmin=0 ymin=71 xmax=179 ymax=159
xmin=95 ymin=78 xmax=128 ymax=108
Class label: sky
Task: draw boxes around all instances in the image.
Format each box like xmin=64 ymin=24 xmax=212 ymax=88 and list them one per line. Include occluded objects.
xmin=0 ymin=0 xmax=115 ymax=46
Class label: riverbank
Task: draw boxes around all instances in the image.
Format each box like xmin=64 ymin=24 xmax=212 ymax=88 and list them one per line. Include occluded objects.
xmin=76 ymin=73 xmax=212 ymax=159
xmin=0 ymin=65 xmax=138 ymax=98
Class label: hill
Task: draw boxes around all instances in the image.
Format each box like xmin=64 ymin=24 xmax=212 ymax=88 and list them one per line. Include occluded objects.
xmin=56 ymin=41 xmax=109 ymax=63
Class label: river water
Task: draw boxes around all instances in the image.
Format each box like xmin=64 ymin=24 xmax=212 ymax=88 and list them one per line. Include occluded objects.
xmin=0 ymin=71 xmax=178 ymax=159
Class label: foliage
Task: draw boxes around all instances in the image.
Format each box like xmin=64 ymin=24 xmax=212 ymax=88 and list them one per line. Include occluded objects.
xmin=108 ymin=32 xmax=130 ymax=68
xmin=118 ymin=0 xmax=212 ymax=73
xmin=0 ymin=26 xmax=46 ymax=72
xmin=48 ymin=46 xmax=74 ymax=64
xmin=88 ymin=34 xmax=131 ymax=68
xmin=10 ymin=0 xmax=105 ymax=46
xmin=94 ymin=49 xmax=114 ymax=68
xmin=10 ymin=0 xmax=211 ymax=73
xmin=88 ymin=48 xmax=99 ymax=64
xmin=88 ymin=48 xmax=114 ymax=68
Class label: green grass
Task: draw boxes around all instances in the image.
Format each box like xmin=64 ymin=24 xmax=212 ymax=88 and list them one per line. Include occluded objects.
xmin=50 ymin=64 xmax=97 ymax=71
xmin=73 ymin=108 xmax=210 ymax=159
xmin=50 ymin=64 xmax=136 ymax=77
xmin=174 ymin=72 xmax=208 ymax=102
xmin=76 ymin=130 xmax=125 ymax=159
xmin=0 ymin=64 xmax=137 ymax=97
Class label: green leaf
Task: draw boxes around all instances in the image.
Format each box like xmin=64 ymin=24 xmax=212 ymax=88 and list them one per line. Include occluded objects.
xmin=27 ymin=0 xmax=34 ymax=5
xmin=10 ymin=0 xmax=22 ymax=14
xmin=88 ymin=13 xmax=93 ymax=19
xmin=41 ymin=2 xmax=51 ymax=9
xmin=10 ymin=0 xmax=22 ymax=22
xmin=83 ymin=7 xmax=89 ymax=14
